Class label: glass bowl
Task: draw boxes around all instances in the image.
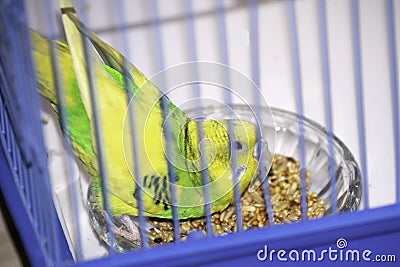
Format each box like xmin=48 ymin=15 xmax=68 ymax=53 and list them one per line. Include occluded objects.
xmin=267 ymin=107 xmax=362 ymax=213
xmin=187 ymin=104 xmax=362 ymax=213
xmin=87 ymin=105 xmax=362 ymax=251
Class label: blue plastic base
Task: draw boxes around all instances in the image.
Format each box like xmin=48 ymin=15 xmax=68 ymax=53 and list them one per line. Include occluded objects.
xmin=0 ymin=139 xmax=46 ymax=266
xmin=73 ymin=205 xmax=400 ymax=267
xmin=0 ymin=130 xmax=73 ymax=266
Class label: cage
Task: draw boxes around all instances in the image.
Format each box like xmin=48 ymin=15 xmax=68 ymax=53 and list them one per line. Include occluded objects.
xmin=0 ymin=0 xmax=399 ymax=266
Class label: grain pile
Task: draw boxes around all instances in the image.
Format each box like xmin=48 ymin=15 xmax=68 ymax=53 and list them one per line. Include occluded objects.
xmin=147 ymin=154 xmax=326 ymax=245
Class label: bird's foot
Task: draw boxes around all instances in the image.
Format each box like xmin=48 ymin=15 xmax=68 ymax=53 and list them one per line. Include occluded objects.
xmin=112 ymin=215 xmax=141 ymax=246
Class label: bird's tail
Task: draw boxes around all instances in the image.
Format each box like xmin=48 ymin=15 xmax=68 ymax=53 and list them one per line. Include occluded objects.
xmin=29 ymin=29 xmax=73 ymax=105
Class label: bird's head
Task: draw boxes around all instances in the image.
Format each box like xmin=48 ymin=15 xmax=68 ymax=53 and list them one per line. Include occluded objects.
xmin=183 ymin=118 xmax=260 ymax=188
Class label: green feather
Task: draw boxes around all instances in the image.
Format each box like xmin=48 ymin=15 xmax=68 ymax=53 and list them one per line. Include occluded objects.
xmin=31 ymin=0 xmax=259 ymax=220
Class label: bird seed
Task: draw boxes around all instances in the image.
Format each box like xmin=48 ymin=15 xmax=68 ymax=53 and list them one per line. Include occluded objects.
xmin=146 ymin=154 xmax=326 ymax=246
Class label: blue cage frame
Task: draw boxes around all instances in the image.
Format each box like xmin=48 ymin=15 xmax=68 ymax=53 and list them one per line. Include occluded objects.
xmin=0 ymin=0 xmax=399 ymax=266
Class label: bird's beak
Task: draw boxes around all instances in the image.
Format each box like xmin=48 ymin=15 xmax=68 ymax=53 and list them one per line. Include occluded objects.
xmin=249 ymin=140 xmax=272 ymax=192
xmin=253 ymin=140 xmax=271 ymax=162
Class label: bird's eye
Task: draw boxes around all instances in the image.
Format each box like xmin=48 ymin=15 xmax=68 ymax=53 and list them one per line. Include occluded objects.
xmin=235 ymin=141 xmax=243 ymax=150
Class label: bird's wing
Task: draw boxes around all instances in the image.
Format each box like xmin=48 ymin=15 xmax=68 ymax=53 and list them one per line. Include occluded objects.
xmin=59 ymin=0 xmax=202 ymax=218
xmin=60 ymin=0 xmax=155 ymax=214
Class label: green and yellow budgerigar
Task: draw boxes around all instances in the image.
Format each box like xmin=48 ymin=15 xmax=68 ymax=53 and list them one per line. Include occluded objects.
xmin=31 ymin=0 xmax=262 ymax=222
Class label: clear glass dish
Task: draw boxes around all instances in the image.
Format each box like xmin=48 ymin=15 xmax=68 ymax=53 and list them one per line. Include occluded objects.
xmin=188 ymin=105 xmax=362 ymax=213
xmin=267 ymin=107 xmax=362 ymax=213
